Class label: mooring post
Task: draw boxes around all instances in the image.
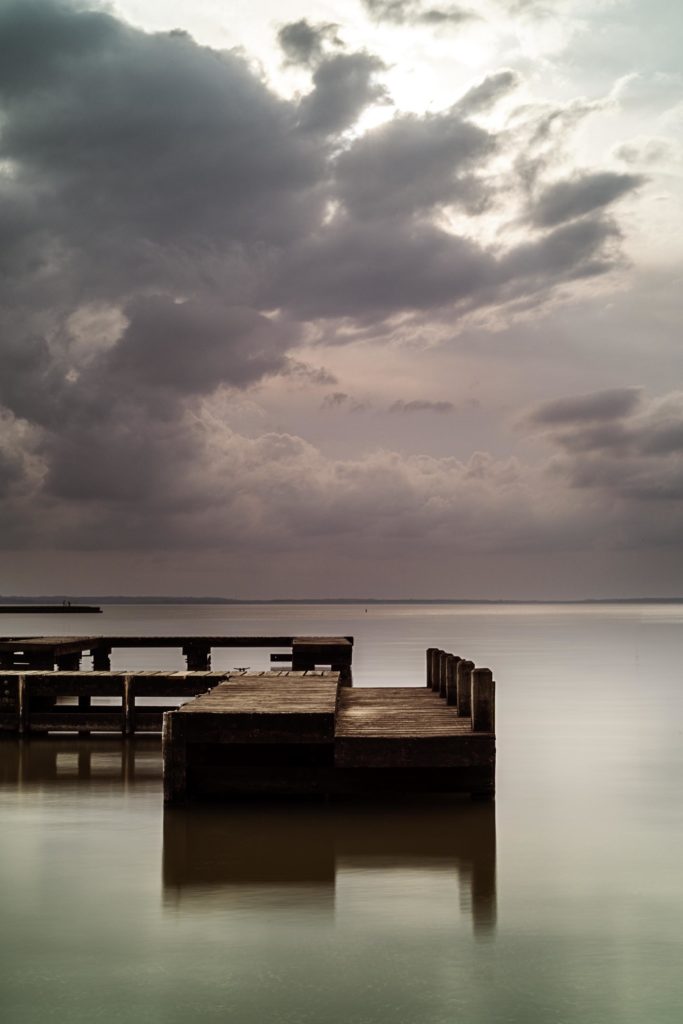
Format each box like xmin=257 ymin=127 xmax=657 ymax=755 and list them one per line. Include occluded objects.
xmin=430 ymin=649 xmax=442 ymax=692
xmin=456 ymin=659 xmax=474 ymax=718
xmin=427 ymin=649 xmax=435 ymax=689
xmin=426 ymin=648 xmax=436 ymax=687
xmin=446 ymin=654 xmax=461 ymax=706
xmin=471 ymin=668 xmax=495 ymax=732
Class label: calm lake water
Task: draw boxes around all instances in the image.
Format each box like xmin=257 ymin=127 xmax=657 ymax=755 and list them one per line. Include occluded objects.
xmin=1 ymin=603 xmax=682 ymax=1023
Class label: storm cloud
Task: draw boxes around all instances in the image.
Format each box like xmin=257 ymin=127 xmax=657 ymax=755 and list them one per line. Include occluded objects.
xmin=0 ymin=0 xmax=672 ymax=595
xmin=529 ymin=390 xmax=683 ymax=512
xmin=529 ymin=172 xmax=646 ymax=227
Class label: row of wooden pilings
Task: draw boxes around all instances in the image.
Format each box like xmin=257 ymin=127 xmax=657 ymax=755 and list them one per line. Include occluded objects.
xmin=426 ymin=648 xmax=496 ymax=733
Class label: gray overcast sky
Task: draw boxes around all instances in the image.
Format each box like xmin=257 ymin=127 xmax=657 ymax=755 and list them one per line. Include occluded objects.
xmin=1 ymin=0 xmax=682 ymax=598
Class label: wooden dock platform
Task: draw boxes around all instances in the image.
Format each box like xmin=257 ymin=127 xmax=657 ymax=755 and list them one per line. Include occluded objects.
xmin=0 ymin=635 xmax=496 ymax=800
xmin=163 ymin=648 xmax=496 ymax=802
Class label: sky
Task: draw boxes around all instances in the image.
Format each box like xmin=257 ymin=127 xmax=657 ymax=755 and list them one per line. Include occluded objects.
xmin=0 ymin=0 xmax=682 ymax=599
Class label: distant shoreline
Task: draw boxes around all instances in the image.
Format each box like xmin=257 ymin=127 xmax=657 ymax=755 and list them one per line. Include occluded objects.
xmin=0 ymin=604 xmax=101 ymax=613
xmin=2 ymin=596 xmax=683 ymax=606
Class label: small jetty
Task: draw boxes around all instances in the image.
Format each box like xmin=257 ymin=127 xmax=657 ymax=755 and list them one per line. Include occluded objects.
xmin=0 ymin=635 xmax=495 ymax=800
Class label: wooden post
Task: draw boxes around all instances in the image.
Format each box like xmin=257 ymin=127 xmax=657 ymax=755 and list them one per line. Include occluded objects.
xmin=446 ymin=654 xmax=461 ymax=706
xmin=92 ymin=646 xmax=112 ymax=671
xmin=79 ymin=693 xmax=91 ymax=735
xmin=456 ymin=660 xmax=474 ymax=718
xmin=438 ymin=650 xmax=450 ymax=698
xmin=426 ymin=648 xmax=436 ymax=687
xmin=163 ymin=712 xmax=187 ymax=803
xmin=430 ymin=649 xmax=442 ymax=692
xmin=471 ymin=668 xmax=495 ymax=733
xmin=18 ymin=674 xmax=27 ymax=734
xmin=183 ymin=643 xmax=210 ymax=671
xmin=124 ymin=675 xmax=135 ymax=735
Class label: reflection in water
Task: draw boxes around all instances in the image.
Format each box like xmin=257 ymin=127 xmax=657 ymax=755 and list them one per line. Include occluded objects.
xmin=0 ymin=738 xmax=496 ymax=936
xmin=162 ymin=799 xmax=496 ymax=935
xmin=0 ymin=736 xmax=161 ymax=789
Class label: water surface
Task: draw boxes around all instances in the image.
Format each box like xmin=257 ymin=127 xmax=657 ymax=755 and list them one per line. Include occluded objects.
xmin=1 ymin=603 xmax=682 ymax=1022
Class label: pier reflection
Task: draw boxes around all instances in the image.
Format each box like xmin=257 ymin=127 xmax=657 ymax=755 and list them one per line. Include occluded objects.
xmin=163 ymin=799 xmax=497 ymax=935
xmin=0 ymin=736 xmax=162 ymax=789
xmin=0 ymin=740 xmax=496 ymax=935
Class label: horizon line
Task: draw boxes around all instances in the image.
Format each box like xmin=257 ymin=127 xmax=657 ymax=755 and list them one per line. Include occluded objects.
xmin=2 ymin=595 xmax=683 ymax=606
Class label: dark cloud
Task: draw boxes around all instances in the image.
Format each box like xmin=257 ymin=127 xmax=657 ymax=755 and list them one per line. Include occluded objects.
xmin=271 ymin=217 xmax=497 ymax=320
xmin=297 ymin=52 xmax=387 ymax=135
xmin=334 ymin=109 xmax=494 ymax=218
xmin=529 ymin=387 xmax=642 ymax=425
xmin=277 ymin=18 xmax=341 ymax=67
xmin=499 ymin=216 xmax=622 ymax=287
xmin=532 ymin=391 xmax=683 ymax=508
xmin=107 ymin=297 xmax=291 ymax=395
xmin=362 ymin=0 xmax=476 ymax=26
xmin=389 ymin=399 xmax=455 ymax=413
xmin=0 ymin=0 xmax=651 ymax=562
xmin=529 ymin=172 xmax=646 ymax=227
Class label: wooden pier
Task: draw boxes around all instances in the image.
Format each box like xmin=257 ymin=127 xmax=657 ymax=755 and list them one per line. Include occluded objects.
xmin=0 ymin=633 xmax=353 ymax=676
xmin=0 ymin=635 xmax=353 ymax=733
xmin=163 ymin=646 xmax=495 ymax=802
xmin=0 ymin=636 xmax=496 ymax=800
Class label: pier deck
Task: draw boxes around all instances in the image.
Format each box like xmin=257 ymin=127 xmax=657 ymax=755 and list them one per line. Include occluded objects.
xmin=163 ymin=652 xmax=496 ymax=801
